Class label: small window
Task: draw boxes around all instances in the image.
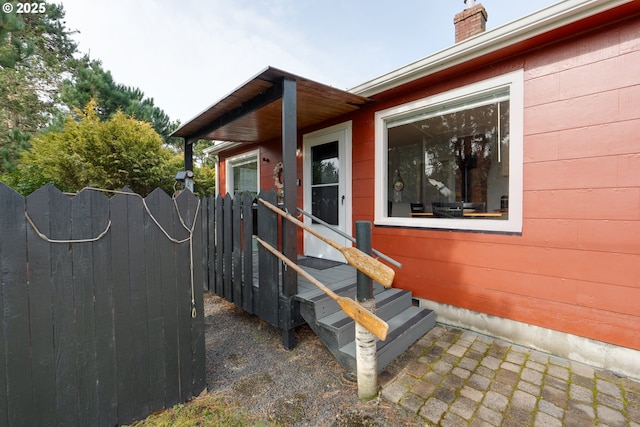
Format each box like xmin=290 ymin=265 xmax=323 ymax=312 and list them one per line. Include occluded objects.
xmin=226 ymin=150 xmax=259 ymax=197
xmin=375 ymin=71 xmax=523 ymax=233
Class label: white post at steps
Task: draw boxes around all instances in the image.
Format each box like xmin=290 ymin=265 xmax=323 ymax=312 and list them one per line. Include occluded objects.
xmin=355 ymin=221 xmax=378 ymax=400
xmin=356 ymin=300 xmax=378 ymax=399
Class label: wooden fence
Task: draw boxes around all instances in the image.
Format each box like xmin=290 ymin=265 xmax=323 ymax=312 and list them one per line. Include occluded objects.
xmin=0 ymin=183 xmax=206 ymax=427
xmin=203 ymin=189 xmax=302 ymax=345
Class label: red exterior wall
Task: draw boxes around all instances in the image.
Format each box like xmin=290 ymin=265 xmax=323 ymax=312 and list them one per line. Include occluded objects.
xmin=351 ymin=15 xmax=640 ymax=351
xmin=217 ymin=137 xmax=306 ymax=249
xmin=212 ymin=10 xmax=640 ymax=352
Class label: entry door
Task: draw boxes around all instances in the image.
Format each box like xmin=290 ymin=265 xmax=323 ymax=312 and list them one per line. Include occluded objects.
xmin=303 ymin=124 xmax=351 ymax=262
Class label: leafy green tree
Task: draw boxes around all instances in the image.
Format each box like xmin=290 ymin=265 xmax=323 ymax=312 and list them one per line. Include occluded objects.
xmin=0 ymin=1 xmax=77 ymax=173
xmin=10 ymin=100 xmax=178 ymax=195
xmin=193 ymin=164 xmax=216 ymax=197
xmin=60 ymin=56 xmax=181 ymax=146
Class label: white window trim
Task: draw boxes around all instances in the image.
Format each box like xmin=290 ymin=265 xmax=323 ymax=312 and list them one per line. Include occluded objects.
xmin=374 ymin=70 xmax=524 ymax=233
xmin=225 ymin=149 xmax=260 ymax=197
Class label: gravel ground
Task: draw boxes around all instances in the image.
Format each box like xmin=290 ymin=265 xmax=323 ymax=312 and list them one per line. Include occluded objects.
xmin=203 ymin=293 xmax=420 ymax=426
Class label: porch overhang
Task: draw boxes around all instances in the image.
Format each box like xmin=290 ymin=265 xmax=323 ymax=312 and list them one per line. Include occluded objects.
xmin=172 ymin=67 xmax=371 ymax=349
xmin=171 ymin=66 xmax=372 ymax=146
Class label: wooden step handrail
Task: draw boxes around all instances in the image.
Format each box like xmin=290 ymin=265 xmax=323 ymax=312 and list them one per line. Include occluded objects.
xmin=256 ymin=237 xmax=388 ymax=341
xmin=258 ymin=198 xmax=395 ymax=288
xmin=296 ymin=207 xmax=402 ymax=269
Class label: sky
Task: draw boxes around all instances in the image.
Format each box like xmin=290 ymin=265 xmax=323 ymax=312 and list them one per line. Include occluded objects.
xmin=58 ymin=0 xmax=560 ymax=124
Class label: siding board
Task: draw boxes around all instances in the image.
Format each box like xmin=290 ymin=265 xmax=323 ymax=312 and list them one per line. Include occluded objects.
xmin=618 ymin=153 xmax=640 ymax=187
xmin=526 ymin=49 xmax=640 ymax=107
xmin=555 ymin=119 xmax=640 ymax=160
xmin=524 ymin=188 xmax=640 ymax=221
xmin=577 ymin=219 xmax=640 ymax=254
xmin=524 ymin=156 xmax=620 ymax=190
xmin=525 ymin=90 xmax=622 ymax=135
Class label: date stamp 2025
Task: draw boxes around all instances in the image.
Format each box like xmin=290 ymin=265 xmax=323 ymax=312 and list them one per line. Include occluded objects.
xmin=3 ymin=2 xmax=47 ymax=14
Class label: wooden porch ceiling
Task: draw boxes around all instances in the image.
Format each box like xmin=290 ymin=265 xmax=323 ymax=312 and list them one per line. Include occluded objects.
xmin=172 ymin=66 xmax=372 ymax=144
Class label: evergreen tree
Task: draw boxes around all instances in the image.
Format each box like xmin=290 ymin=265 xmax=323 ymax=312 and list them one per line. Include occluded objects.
xmin=0 ymin=1 xmax=77 ymax=173
xmin=60 ymin=56 xmax=181 ymax=146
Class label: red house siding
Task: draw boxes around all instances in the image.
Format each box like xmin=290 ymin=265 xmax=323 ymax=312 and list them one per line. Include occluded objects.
xmin=354 ymin=15 xmax=640 ymax=351
xmin=211 ymin=11 xmax=640 ymax=353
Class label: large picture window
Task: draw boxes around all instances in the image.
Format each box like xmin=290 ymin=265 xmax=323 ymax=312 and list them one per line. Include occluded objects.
xmin=374 ymin=71 xmax=523 ymax=233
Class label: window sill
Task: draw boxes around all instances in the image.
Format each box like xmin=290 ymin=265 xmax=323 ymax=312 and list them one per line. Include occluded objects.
xmin=374 ymin=216 xmax=521 ymax=234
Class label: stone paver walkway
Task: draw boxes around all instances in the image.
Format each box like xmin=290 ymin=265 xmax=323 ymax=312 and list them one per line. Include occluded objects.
xmin=380 ymin=325 xmax=640 ymax=426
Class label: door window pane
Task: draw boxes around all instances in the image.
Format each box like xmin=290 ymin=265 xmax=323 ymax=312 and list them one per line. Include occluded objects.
xmin=311 ymin=141 xmax=340 ymax=225
xmin=312 ymin=185 xmax=339 ymax=226
xmin=312 ymin=141 xmax=339 ymax=185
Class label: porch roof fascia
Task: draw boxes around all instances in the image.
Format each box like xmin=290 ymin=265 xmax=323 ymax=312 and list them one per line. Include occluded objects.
xmin=171 ymin=66 xmax=372 ymax=145
xmin=349 ymin=0 xmax=636 ymax=98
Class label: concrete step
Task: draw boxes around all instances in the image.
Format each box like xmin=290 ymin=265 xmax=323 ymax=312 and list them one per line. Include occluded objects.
xmin=317 ymin=288 xmax=412 ymax=348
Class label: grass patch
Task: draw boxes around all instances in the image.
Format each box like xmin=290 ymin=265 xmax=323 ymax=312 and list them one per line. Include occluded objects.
xmin=124 ymin=393 xmax=269 ymax=427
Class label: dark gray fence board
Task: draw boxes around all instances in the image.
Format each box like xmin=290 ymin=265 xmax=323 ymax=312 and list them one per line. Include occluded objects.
xmin=156 ymin=192 xmax=181 ymax=408
xmin=189 ymin=194 xmax=206 ymax=395
xmin=175 ymin=192 xmax=195 ymax=401
xmin=232 ymin=193 xmax=242 ymax=306
xmin=256 ymin=189 xmax=279 ymax=326
xmin=24 ymin=186 xmax=57 ymax=425
xmin=90 ymin=190 xmax=117 ymax=426
xmin=71 ymin=190 xmax=99 ymax=426
xmin=241 ymin=192 xmax=254 ymax=313
xmin=200 ymin=196 xmax=210 ymax=292
xmin=1 ymin=184 xmax=32 ymax=427
xmin=143 ymin=189 xmax=168 ymax=412
xmin=0 ymin=184 xmax=11 ymax=427
xmin=223 ymin=194 xmax=233 ymax=301
xmin=128 ymin=191 xmax=151 ymax=420
xmin=215 ymin=194 xmax=224 ymax=297
xmin=206 ymin=196 xmax=215 ymax=293
xmin=49 ymin=186 xmax=79 ymax=426
xmin=110 ymin=189 xmax=136 ymax=423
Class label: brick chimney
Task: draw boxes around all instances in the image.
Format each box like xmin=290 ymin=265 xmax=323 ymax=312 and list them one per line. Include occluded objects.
xmin=454 ymin=1 xmax=488 ymax=43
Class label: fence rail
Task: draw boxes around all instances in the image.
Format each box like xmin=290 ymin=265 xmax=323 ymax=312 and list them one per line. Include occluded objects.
xmin=0 ymin=183 xmax=206 ymax=427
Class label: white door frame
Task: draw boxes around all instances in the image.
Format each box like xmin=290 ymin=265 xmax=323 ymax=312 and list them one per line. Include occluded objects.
xmin=302 ymin=121 xmax=352 ymax=261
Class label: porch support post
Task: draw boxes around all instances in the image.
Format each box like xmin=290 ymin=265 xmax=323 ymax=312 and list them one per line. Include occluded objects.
xmin=281 ymin=77 xmax=298 ymax=349
xmin=184 ymin=139 xmax=194 ymax=172
xmin=183 ymin=139 xmax=195 ymax=192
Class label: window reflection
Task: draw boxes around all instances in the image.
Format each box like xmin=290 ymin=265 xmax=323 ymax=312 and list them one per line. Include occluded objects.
xmin=387 ymin=93 xmax=510 ymax=219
